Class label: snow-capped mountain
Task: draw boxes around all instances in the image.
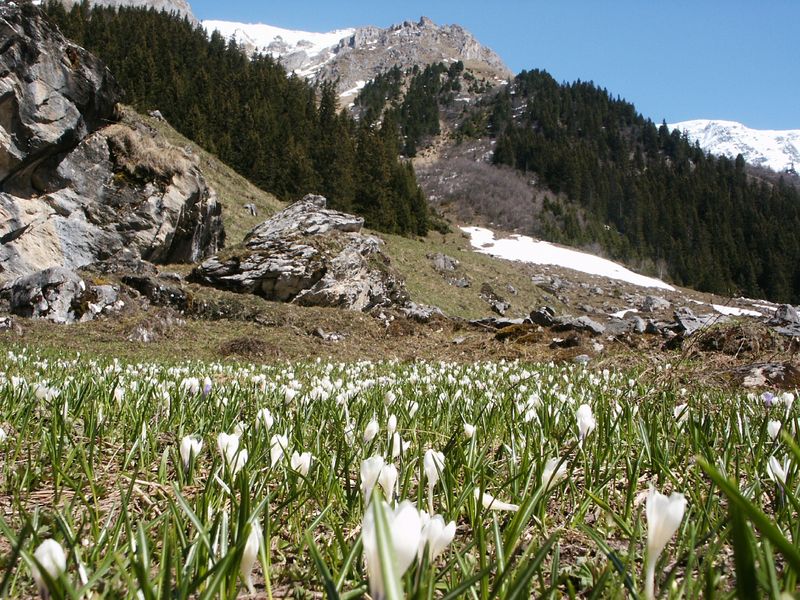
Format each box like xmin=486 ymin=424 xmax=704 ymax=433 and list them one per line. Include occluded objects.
xmin=670 ymin=119 xmax=800 ymax=173
xmin=202 ymin=21 xmax=356 ymax=78
xmin=202 ymin=16 xmax=511 ymax=101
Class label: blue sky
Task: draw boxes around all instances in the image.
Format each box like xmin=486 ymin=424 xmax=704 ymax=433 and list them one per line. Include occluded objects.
xmin=191 ymin=1 xmax=799 ymax=130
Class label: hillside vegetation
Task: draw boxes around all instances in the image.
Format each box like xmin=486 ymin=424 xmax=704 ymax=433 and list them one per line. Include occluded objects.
xmin=43 ymin=1 xmax=429 ymax=237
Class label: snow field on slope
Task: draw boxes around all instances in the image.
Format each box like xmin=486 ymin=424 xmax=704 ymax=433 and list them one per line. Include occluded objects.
xmin=202 ymin=20 xmax=354 ymax=60
xmin=461 ymin=227 xmax=675 ymax=291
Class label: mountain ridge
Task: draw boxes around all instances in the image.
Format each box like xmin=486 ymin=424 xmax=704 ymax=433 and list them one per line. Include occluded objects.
xmin=670 ymin=119 xmax=800 ymax=174
xmin=202 ymin=15 xmax=511 ymax=100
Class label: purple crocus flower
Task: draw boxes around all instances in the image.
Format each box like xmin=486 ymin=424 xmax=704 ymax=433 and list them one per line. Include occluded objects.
xmin=762 ymin=392 xmax=776 ymax=408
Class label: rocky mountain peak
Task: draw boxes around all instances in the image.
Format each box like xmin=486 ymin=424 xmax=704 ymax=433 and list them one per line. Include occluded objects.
xmin=203 ymin=15 xmax=511 ymax=100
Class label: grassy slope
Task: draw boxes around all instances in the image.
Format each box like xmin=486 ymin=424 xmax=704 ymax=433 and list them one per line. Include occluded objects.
xmin=123 ymin=106 xmax=550 ymax=320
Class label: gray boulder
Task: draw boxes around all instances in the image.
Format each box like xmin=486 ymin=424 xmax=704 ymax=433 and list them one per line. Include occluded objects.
xmin=642 ymin=295 xmax=671 ymax=312
xmin=672 ymin=307 xmax=723 ymax=336
xmin=192 ymin=195 xmax=409 ymax=312
xmin=8 ymin=266 xmax=120 ymax=323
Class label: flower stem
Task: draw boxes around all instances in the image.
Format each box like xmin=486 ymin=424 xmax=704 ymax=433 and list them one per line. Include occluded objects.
xmin=644 ymin=561 xmax=655 ymax=600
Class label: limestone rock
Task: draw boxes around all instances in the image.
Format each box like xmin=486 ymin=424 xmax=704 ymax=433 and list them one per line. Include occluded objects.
xmin=1 ymin=123 xmax=224 ymax=282
xmin=642 ymin=295 xmax=671 ymax=313
xmin=0 ymin=2 xmax=120 ymax=190
xmin=8 ymin=266 xmax=120 ymax=323
xmin=0 ymin=5 xmax=224 ymax=282
xmin=192 ymin=195 xmax=409 ymax=312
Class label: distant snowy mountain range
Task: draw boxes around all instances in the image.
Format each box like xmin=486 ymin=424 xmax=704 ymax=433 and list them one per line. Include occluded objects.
xmin=201 ymin=17 xmax=511 ymax=101
xmin=670 ymin=119 xmax=800 ymax=173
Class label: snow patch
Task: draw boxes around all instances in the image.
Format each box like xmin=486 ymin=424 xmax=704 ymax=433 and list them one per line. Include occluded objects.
xmin=711 ymin=304 xmax=763 ymax=317
xmin=461 ymin=227 xmax=675 ymax=291
xmin=202 ymin=20 xmax=355 ymax=62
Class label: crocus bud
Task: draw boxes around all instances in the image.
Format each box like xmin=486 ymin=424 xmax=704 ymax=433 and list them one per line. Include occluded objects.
xmin=364 ymin=419 xmax=379 ymax=443
xmin=217 ymin=433 xmax=240 ymax=467
xmin=240 ymin=522 xmax=261 ymax=594
xmin=179 ymin=435 xmax=203 ymax=468
xmin=256 ymin=408 xmax=274 ymax=430
xmin=361 ymin=500 xmax=422 ymax=600
xmin=644 ymin=486 xmax=686 ymax=600
xmin=391 ymin=432 xmax=410 ymax=459
xmin=418 ymin=514 xmax=456 ymax=562
xmin=768 ymin=456 xmax=790 ymax=485
xmin=473 ymin=487 xmax=519 ymax=511
xmin=408 ymin=401 xmax=419 ymax=418
xmin=290 ymin=451 xmax=312 ymax=476
xmin=387 ymin=414 xmax=397 ymax=436
xmin=0 ymin=427 xmax=7 ymax=443
xmin=378 ymin=462 xmax=398 ymax=499
xmin=31 ymin=539 xmax=67 ymax=598
xmin=542 ymin=457 xmax=567 ymax=491
xmin=361 ymin=455 xmax=385 ymax=500
xmin=767 ymin=420 xmax=782 ymax=441
xmin=270 ymin=434 xmax=288 ymax=466
xmin=423 ymin=449 xmax=445 ymax=488
xmin=463 ymin=423 xmax=476 ymax=439
xmin=576 ymin=404 xmax=596 ymax=440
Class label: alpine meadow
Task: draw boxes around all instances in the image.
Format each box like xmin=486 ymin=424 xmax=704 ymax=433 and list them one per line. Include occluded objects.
xmin=1 ymin=1 xmax=800 ymax=598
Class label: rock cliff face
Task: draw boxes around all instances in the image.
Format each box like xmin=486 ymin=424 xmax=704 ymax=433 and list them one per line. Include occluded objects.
xmin=56 ymin=0 xmax=197 ymax=25
xmin=192 ymin=195 xmax=409 ymax=312
xmin=319 ymin=17 xmax=511 ymax=97
xmin=0 ymin=2 xmax=223 ymax=283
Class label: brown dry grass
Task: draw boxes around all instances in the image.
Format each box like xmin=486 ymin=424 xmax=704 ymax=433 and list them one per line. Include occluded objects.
xmin=104 ymin=123 xmax=191 ymax=181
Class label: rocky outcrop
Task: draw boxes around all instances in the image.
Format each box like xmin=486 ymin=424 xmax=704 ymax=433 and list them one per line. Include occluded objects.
xmin=320 ymin=17 xmax=511 ymax=97
xmin=0 ymin=1 xmax=120 ymax=190
xmin=57 ymin=0 xmax=198 ymax=25
xmin=7 ymin=266 xmax=122 ymax=323
xmin=191 ymin=195 xmax=409 ymax=312
xmin=0 ymin=4 xmax=224 ymax=283
xmin=206 ymin=15 xmax=511 ymax=99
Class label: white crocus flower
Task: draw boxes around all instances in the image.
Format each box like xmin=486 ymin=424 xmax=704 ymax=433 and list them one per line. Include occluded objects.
xmin=576 ymin=403 xmax=596 ymax=442
xmin=31 ymin=539 xmax=67 ymax=598
xmin=408 ymin=401 xmax=419 ymax=419
xmin=423 ymin=449 xmax=445 ymax=488
xmin=782 ymin=392 xmax=795 ymax=411
xmin=256 ymin=408 xmax=274 ymax=430
xmin=542 ymin=457 xmax=568 ymax=491
xmin=217 ymin=432 xmax=240 ymax=466
xmin=290 ymin=451 xmax=313 ymax=476
xmin=269 ymin=434 xmax=288 ymax=466
xmin=767 ymin=420 xmax=782 ymax=441
xmin=179 ymin=436 xmax=203 ymax=468
xmin=768 ymin=456 xmax=790 ymax=485
xmin=361 ymin=455 xmax=385 ymax=501
xmin=473 ymin=487 xmax=519 ymax=512
xmin=391 ymin=432 xmax=410 ymax=459
xmin=387 ymin=414 xmax=397 ymax=436
xmin=418 ymin=514 xmax=456 ymax=562
xmin=644 ymin=487 xmax=686 ymax=600
xmin=240 ymin=522 xmax=261 ymax=594
xmin=361 ymin=500 xmax=422 ymax=600
xmin=378 ymin=462 xmax=399 ymax=500
xmin=364 ymin=419 xmax=379 ymax=443
xmin=463 ymin=423 xmax=476 ymax=439
xmin=0 ymin=427 xmax=7 ymax=443
xmin=673 ymin=403 xmax=689 ymax=423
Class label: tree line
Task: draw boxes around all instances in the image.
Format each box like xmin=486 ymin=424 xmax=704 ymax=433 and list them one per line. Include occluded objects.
xmin=484 ymin=69 xmax=800 ymax=302
xmin=42 ymin=1 xmax=429 ymax=237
